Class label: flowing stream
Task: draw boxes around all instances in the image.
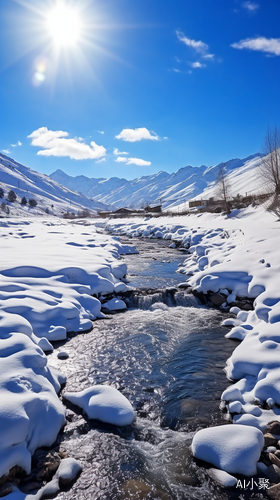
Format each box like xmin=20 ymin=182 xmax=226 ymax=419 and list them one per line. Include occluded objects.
xmin=48 ymin=237 xmax=264 ymax=500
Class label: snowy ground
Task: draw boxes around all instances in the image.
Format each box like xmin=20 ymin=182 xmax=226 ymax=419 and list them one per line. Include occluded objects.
xmin=0 ymin=218 xmax=137 ymax=493
xmin=98 ymin=206 xmax=280 ymax=480
xmin=1 ymin=206 xmax=280 ymax=494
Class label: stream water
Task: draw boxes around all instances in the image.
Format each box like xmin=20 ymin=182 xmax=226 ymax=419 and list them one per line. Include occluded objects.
xmin=48 ymin=237 xmax=266 ymax=500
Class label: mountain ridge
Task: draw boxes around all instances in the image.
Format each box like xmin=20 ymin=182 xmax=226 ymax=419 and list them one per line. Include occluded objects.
xmin=50 ymin=153 xmax=262 ymax=210
xmin=0 ymin=153 xmax=112 ymax=216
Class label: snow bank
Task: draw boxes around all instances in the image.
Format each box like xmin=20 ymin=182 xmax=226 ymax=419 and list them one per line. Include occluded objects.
xmin=64 ymin=385 xmax=135 ymax=426
xmin=0 ymin=332 xmax=65 ymax=478
xmin=0 ymin=218 xmax=136 ymax=481
xmin=101 ymin=207 xmax=280 ymax=475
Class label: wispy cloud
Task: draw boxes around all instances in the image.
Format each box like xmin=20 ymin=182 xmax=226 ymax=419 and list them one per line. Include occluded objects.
xmin=95 ymin=158 xmax=106 ymax=163
xmin=113 ymin=148 xmax=129 ymax=155
xmin=2 ymin=149 xmax=10 ymax=154
xmin=116 ymin=128 xmax=159 ymax=142
xmin=190 ymin=62 xmax=205 ymax=69
xmin=28 ymin=127 xmax=106 ymax=160
xmin=176 ymin=31 xmax=209 ymax=54
xmin=242 ymin=1 xmax=259 ymax=12
xmin=231 ymin=37 xmax=280 ymax=56
xmin=11 ymin=141 xmax=22 ymax=147
xmin=115 ymin=156 xmax=151 ymax=166
xmin=97 ymin=130 xmax=104 ymax=134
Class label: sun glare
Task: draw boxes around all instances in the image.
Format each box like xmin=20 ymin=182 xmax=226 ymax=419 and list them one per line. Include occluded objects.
xmin=47 ymin=3 xmax=82 ymax=48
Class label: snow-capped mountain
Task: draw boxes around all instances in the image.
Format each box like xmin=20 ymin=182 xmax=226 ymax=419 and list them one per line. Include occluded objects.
xmin=0 ymin=153 xmax=112 ymax=216
xmin=50 ymin=153 xmax=263 ymax=210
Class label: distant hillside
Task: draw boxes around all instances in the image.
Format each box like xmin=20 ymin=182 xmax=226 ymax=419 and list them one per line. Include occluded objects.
xmin=50 ymin=153 xmax=262 ymax=210
xmin=0 ymin=153 xmax=112 ymax=217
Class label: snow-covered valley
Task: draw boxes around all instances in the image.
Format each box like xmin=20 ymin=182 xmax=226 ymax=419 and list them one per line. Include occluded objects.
xmin=1 ymin=204 xmax=280 ymax=498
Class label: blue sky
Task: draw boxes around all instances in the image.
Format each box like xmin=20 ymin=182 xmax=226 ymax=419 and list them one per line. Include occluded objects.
xmin=0 ymin=0 xmax=280 ymax=180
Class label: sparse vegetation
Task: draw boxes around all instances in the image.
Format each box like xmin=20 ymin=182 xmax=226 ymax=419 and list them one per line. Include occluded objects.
xmin=28 ymin=198 xmax=37 ymax=207
xmin=259 ymin=125 xmax=280 ymax=217
xmin=215 ymin=164 xmax=231 ymax=215
xmin=21 ymin=196 xmax=27 ymax=205
xmin=0 ymin=187 xmax=4 ymax=199
xmin=7 ymin=190 xmax=17 ymax=202
xmin=63 ymin=211 xmax=76 ymax=219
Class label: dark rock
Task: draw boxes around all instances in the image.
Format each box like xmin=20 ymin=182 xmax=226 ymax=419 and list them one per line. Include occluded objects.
xmin=262 ymin=454 xmax=274 ymax=467
xmin=270 ymin=454 xmax=280 ymax=469
xmin=21 ymin=481 xmax=42 ymax=493
xmin=267 ymin=464 xmax=280 ymax=484
xmin=0 ymin=466 xmax=24 ymax=486
xmin=178 ymin=283 xmax=191 ymax=289
xmin=35 ymin=452 xmax=61 ymax=481
xmin=268 ymin=482 xmax=280 ymax=499
xmin=192 ymin=290 xmax=207 ymax=305
xmin=0 ymin=483 xmax=13 ymax=497
xmin=236 ymin=300 xmax=254 ymax=311
xmin=210 ymin=293 xmax=226 ymax=307
xmin=267 ymin=422 xmax=280 ymax=436
xmin=265 ymin=434 xmax=278 ymax=447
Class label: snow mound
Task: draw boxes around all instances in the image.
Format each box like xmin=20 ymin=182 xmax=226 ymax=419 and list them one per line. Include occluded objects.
xmin=64 ymin=385 xmax=135 ymax=426
xmin=191 ymin=424 xmax=264 ymax=476
xmin=208 ymin=468 xmax=237 ymax=488
xmin=0 ymin=332 xmax=65 ymax=478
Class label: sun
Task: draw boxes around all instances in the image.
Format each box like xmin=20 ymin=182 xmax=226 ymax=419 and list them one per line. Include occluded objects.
xmin=46 ymin=2 xmax=82 ymax=48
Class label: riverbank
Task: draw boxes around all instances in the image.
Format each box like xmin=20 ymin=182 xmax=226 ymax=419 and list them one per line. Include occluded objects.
xmin=0 ymin=218 xmax=138 ymax=497
xmin=98 ymin=205 xmax=280 ymax=492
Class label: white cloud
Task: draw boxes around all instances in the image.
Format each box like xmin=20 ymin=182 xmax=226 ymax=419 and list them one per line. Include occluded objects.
xmin=95 ymin=158 xmax=106 ymax=163
xmin=113 ymin=148 xmax=129 ymax=155
xmin=176 ymin=31 xmax=209 ymax=54
xmin=11 ymin=141 xmax=22 ymax=147
xmin=242 ymin=1 xmax=259 ymax=11
xmin=203 ymin=54 xmax=215 ymax=59
xmin=190 ymin=61 xmax=205 ymax=68
xmin=2 ymin=149 xmax=10 ymax=154
xmin=28 ymin=127 xmax=106 ymax=160
xmin=115 ymin=127 xmax=159 ymax=142
xmin=115 ymin=156 xmax=151 ymax=166
xmin=231 ymin=37 xmax=280 ymax=56
xmin=115 ymin=157 xmax=128 ymax=163
xmin=173 ymin=68 xmax=182 ymax=73
xmin=97 ymin=130 xmax=104 ymax=134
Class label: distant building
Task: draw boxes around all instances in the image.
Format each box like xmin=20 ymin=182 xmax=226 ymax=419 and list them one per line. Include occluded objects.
xmin=113 ymin=208 xmax=135 ymax=215
xmin=188 ymin=200 xmax=208 ymax=209
xmin=144 ymin=205 xmax=162 ymax=213
xmin=97 ymin=205 xmax=161 ymax=218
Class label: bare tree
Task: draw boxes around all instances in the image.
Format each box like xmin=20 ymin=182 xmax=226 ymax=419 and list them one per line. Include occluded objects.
xmin=259 ymin=126 xmax=280 ymax=216
xmin=216 ymin=163 xmax=231 ymax=215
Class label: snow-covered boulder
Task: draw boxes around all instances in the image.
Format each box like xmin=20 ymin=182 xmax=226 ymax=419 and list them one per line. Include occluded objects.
xmin=102 ymin=298 xmax=127 ymax=311
xmin=191 ymin=424 xmax=264 ymax=476
xmin=64 ymin=385 xmax=135 ymax=426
